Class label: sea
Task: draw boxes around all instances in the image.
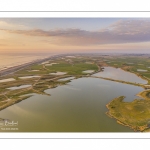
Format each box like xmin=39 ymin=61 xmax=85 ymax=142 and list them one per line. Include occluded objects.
xmin=0 ymin=53 xmax=55 ymax=71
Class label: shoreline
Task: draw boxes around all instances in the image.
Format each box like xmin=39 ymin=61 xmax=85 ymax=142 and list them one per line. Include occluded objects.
xmin=121 ymin=67 xmax=149 ymax=85
xmin=103 ymin=66 xmax=149 ymax=85
xmin=0 ymin=67 xmax=100 ymax=112
xmin=0 ymin=95 xmax=32 ymax=111
xmin=99 ymin=66 xmax=150 ymax=132
xmin=136 ymin=90 xmax=150 ymax=100
xmin=0 ymin=54 xmax=62 ymax=77
xmin=1 ymin=56 xmax=150 ymax=132
xmin=106 ymin=96 xmax=150 ymax=132
xmin=91 ymin=76 xmax=145 ymax=88
xmin=106 ymin=100 xmax=138 ymax=132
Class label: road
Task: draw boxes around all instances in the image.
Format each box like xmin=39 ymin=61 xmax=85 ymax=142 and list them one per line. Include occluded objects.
xmin=0 ymin=54 xmax=64 ymax=77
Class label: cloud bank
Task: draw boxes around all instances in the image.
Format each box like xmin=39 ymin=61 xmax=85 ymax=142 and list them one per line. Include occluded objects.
xmin=1 ymin=19 xmax=150 ymax=46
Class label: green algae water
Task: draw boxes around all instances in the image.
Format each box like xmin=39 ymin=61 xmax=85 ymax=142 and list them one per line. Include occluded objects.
xmin=0 ymin=77 xmax=144 ymax=132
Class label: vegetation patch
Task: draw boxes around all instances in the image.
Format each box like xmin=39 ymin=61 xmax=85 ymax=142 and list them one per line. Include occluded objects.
xmin=106 ymin=96 xmax=150 ymax=132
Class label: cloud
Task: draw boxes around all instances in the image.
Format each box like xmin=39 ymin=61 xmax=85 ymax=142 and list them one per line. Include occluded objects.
xmin=0 ymin=28 xmax=87 ymax=37
xmin=1 ymin=19 xmax=150 ymax=46
xmin=109 ymin=19 xmax=150 ymax=35
xmin=0 ymin=20 xmax=30 ymax=30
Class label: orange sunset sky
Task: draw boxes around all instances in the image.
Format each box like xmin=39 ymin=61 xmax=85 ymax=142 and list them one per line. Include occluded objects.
xmin=0 ymin=18 xmax=150 ymax=54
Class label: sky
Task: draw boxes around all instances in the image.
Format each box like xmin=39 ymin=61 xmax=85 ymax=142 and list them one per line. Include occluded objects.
xmin=0 ymin=18 xmax=150 ymax=54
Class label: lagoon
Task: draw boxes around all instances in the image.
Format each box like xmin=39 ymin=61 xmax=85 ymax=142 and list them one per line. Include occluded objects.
xmin=137 ymin=69 xmax=148 ymax=72
xmin=50 ymin=72 xmax=67 ymax=75
xmin=58 ymin=77 xmax=75 ymax=81
xmin=82 ymin=70 xmax=95 ymax=74
xmin=19 ymin=76 xmax=40 ymax=79
xmin=93 ymin=67 xmax=147 ymax=84
xmin=0 ymin=78 xmax=16 ymax=83
xmin=7 ymin=85 xmax=31 ymax=90
xmin=0 ymin=77 xmax=144 ymax=132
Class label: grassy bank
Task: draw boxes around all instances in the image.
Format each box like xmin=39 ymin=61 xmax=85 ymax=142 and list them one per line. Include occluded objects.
xmin=92 ymin=76 xmax=145 ymax=87
xmin=0 ymin=56 xmax=99 ymax=111
xmin=1 ymin=54 xmax=150 ymax=132
xmin=106 ymin=96 xmax=150 ymax=132
xmin=136 ymin=90 xmax=150 ymax=100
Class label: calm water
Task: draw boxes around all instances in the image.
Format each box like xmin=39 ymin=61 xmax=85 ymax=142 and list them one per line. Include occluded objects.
xmin=19 ymin=76 xmax=41 ymax=79
xmin=82 ymin=70 xmax=95 ymax=73
xmin=93 ymin=67 xmax=147 ymax=84
xmin=0 ymin=53 xmax=54 ymax=70
xmin=0 ymin=78 xmax=16 ymax=83
xmin=58 ymin=77 xmax=75 ymax=81
xmin=7 ymin=85 xmax=31 ymax=90
xmin=50 ymin=72 xmax=67 ymax=75
xmin=0 ymin=77 xmax=144 ymax=132
xmin=137 ymin=69 xmax=148 ymax=72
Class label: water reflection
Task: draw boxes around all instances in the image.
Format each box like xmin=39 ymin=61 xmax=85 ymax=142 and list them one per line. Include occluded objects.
xmin=0 ymin=77 xmax=144 ymax=132
xmin=93 ymin=67 xmax=147 ymax=84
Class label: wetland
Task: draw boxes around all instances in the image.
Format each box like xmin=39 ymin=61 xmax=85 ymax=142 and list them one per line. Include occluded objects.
xmin=1 ymin=54 xmax=150 ymax=132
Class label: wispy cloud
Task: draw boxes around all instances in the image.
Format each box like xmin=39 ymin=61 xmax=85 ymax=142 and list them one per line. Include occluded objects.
xmin=0 ymin=20 xmax=30 ymax=30
xmin=1 ymin=19 xmax=150 ymax=46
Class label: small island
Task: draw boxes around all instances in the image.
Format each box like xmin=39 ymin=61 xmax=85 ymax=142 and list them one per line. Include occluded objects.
xmin=106 ymin=92 xmax=150 ymax=132
xmin=1 ymin=54 xmax=150 ymax=132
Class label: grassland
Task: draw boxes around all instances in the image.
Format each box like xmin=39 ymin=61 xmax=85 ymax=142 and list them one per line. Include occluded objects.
xmin=136 ymin=90 xmax=150 ymax=100
xmin=106 ymin=96 xmax=150 ymax=131
xmin=0 ymin=55 xmax=99 ymax=111
xmin=94 ymin=55 xmax=150 ymax=131
xmin=45 ymin=62 xmax=98 ymax=75
xmin=1 ymin=54 xmax=150 ymax=132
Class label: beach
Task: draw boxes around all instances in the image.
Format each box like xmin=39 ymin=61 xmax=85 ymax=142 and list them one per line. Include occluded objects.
xmin=0 ymin=53 xmax=60 ymax=77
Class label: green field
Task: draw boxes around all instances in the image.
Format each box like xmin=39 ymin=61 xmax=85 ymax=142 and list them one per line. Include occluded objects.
xmin=45 ymin=62 xmax=98 ymax=75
